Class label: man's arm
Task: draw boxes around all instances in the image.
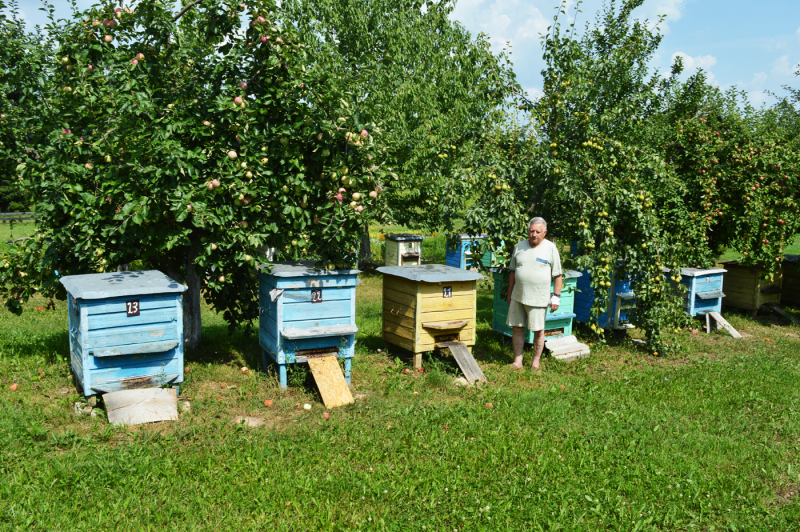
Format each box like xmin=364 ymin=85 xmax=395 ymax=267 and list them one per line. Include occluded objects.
xmin=507 ymin=270 xmax=515 ymax=306
xmin=549 ymin=274 xmax=563 ymax=312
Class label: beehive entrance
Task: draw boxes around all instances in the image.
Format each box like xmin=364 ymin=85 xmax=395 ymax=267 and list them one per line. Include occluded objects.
xmin=434 ymin=333 xmax=459 ymax=344
xmin=544 ymin=328 xmax=564 ymax=337
xmin=295 ymin=347 xmax=339 ymax=360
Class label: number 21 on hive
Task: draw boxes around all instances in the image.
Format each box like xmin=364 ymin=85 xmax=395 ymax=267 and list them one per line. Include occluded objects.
xmin=443 ymin=286 xmax=452 ymax=298
xmin=126 ymin=300 xmax=140 ymax=317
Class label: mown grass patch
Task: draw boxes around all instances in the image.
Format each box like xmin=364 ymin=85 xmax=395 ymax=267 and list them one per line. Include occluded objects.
xmin=1 ymin=275 xmax=799 ymax=529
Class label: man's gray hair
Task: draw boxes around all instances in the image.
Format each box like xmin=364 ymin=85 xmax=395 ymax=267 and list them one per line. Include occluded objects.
xmin=528 ymin=217 xmax=547 ymax=230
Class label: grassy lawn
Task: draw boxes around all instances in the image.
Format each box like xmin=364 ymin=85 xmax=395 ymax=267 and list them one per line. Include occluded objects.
xmin=1 ymin=270 xmax=799 ymax=529
xmin=0 ymin=219 xmax=36 ymax=255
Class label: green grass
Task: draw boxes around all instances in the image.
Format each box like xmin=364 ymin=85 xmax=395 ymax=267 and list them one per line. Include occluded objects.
xmin=1 ymin=273 xmax=799 ymax=529
xmin=0 ymin=220 xmax=36 ymax=255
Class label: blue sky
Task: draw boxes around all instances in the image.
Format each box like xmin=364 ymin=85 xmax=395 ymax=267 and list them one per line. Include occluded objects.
xmin=12 ymin=0 xmax=800 ymax=106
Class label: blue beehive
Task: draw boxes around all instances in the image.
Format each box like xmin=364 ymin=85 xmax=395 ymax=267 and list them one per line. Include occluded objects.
xmin=446 ymin=233 xmax=487 ymax=270
xmin=573 ymin=268 xmax=635 ymax=330
xmin=59 ymin=270 xmax=186 ymax=397
xmin=258 ymin=261 xmax=360 ymax=389
xmin=665 ymin=267 xmax=727 ymax=317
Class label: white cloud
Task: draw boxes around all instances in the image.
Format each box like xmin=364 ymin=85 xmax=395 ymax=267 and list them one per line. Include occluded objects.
xmin=748 ymin=90 xmax=768 ymax=105
xmin=751 ymin=72 xmax=768 ymax=87
xmin=525 ymin=87 xmax=544 ymax=100
xmin=671 ymin=52 xmax=717 ymax=70
xmin=517 ymin=7 xmax=549 ymax=40
xmin=796 ymin=25 xmax=800 ymax=42
xmin=771 ymin=55 xmax=797 ymax=77
xmin=648 ymin=0 xmax=686 ymax=34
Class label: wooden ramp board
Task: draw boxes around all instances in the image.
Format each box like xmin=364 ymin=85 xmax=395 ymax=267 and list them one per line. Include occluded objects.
xmin=765 ymin=303 xmax=800 ymax=326
xmin=103 ymin=388 xmax=178 ymax=426
xmin=439 ymin=341 xmax=487 ymax=385
xmin=307 ymin=356 xmax=354 ymax=408
xmin=707 ymin=311 xmax=743 ymax=339
xmin=545 ymin=335 xmax=591 ymax=361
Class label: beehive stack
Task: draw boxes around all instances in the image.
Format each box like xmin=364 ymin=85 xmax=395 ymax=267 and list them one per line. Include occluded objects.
xmin=718 ymin=260 xmax=782 ymax=316
xmin=781 ymin=255 xmax=799 ymax=307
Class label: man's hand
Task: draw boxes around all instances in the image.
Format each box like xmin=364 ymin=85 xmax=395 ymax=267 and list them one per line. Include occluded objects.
xmin=548 ymin=294 xmax=560 ymax=313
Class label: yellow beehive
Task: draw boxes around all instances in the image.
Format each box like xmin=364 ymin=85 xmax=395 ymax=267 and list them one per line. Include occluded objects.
xmin=718 ymin=260 xmax=782 ymax=316
xmin=378 ymin=265 xmax=483 ymax=368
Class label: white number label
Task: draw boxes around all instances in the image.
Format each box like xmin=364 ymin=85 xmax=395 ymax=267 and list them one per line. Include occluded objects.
xmin=311 ymin=289 xmax=323 ymax=303
xmin=443 ymin=286 xmax=452 ymax=298
xmin=126 ymin=300 xmax=140 ymax=317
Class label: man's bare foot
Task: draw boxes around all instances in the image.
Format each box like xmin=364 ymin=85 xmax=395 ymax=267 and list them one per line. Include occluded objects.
xmin=508 ymin=363 xmax=523 ymax=371
xmin=531 ymin=364 xmax=541 ymax=374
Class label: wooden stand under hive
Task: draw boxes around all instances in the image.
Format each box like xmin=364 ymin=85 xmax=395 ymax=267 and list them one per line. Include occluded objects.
xmin=491 ymin=269 xmax=581 ymax=342
xmin=384 ymin=233 xmax=423 ymax=266
xmin=782 ymin=255 xmax=799 ymax=307
xmin=59 ymin=270 xmax=187 ymax=397
xmin=718 ymin=260 xmax=782 ymax=316
xmin=378 ymin=265 xmax=483 ymax=373
xmin=258 ymin=261 xmax=359 ymax=389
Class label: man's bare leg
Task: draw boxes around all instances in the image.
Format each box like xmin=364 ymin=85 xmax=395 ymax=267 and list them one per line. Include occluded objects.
xmin=510 ymin=326 xmax=525 ymax=369
xmin=531 ymin=329 xmax=545 ymax=372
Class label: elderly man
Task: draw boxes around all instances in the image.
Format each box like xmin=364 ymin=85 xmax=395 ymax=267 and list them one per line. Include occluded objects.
xmin=506 ymin=217 xmax=563 ymax=372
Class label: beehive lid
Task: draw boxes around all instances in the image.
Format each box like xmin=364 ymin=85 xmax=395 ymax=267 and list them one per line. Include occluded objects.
xmin=678 ymin=267 xmax=727 ymax=277
xmin=386 ymin=233 xmax=424 ymax=242
xmin=377 ymin=264 xmax=483 ymax=282
xmin=59 ymin=270 xmax=186 ymax=299
xmin=260 ymin=261 xmax=360 ymax=277
xmin=454 ymin=233 xmax=487 ymax=241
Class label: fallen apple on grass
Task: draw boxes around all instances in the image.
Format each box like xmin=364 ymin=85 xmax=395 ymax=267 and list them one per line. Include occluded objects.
xmin=264 ymin=399 xmax=273 ymax=407
xmin=241 ymin=367 xmax=249 ymax=374
xmin=8 ymin=383 xmax=18 ymax=391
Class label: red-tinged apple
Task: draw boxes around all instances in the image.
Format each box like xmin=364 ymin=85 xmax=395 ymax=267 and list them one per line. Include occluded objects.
xmin=323 ymin=412 xmax=329 ymax=419
xmin=219 ymin=275 xmax=225 ymax=282
xmin=234 ymin=96 xmax=243 ymax=104
xmin=375 ymin=185 xmax=383 ymax=193
xmin=204 ymin=120 xmax=211 ymax=126
xmin=136 ymin=53 xmax=145 ymax=61
xmin=264 ymin=399 xmax=273 ymax=407
xmin=300 ymin=202 xmax=307 ymax=208
xmin=369 ymin=191 xmax=377 ymax=198
xmin=228 ymin=150 xmax=237 ymax=159
xmin=257 ymin=16 xmax=265 ymax=23
xmin=245 ymin=254 xmax=251 ymax=261
xmin=239 ymin=82 xmax=247 ymax=89
xmin=88 ymin=65 xmax=93 ymax=70
xmin=261 ymin=36 xmax=267 ymax=43
xmin=212 ymin=179 xmax=220 ymax=187
xmin=104 ymin=35 xmax=113 ymax=42
xmin=241 ymin=367 xmax=249 ymax=374
xmin=187 ymin=205 xmax=192 ymax=211
xmin=84 ymin=162 xmax=93 ymax=169
xmin=313 ymin=217 xmax=320 ymax=224
xmin=211 ymin=243 xmax=218 ymax=250
xmin=9 ymin=383 xmax=18 ymax=391
xmin=131 ymin=59 xmax=138 ymax=65
xmin=360 ymin=129 xmax=368 ymax=138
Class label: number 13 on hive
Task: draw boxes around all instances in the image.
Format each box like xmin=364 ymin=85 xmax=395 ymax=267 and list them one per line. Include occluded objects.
xmin=126 ymin=300 xmax=140 ymax=317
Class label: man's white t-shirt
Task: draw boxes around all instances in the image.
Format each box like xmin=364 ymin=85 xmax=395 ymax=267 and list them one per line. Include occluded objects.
xmin=508 ymin=239 xmax=563 ymax=307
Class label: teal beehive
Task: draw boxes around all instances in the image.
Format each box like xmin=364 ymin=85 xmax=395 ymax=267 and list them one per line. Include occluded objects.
xmin=258 ymin=261 xmax=360 ymax=389
xmin=59 ymin=270 xmax=186 ymax=397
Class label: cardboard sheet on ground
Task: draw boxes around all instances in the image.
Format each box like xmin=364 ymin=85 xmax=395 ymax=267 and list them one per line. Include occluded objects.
xmin=307 ymin=356 xmax=354 ymax=408
xmin=103 ymin=388 xmax=178 ymax=426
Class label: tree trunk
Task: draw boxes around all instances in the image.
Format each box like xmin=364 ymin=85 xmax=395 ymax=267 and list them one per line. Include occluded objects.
xmin=359 ymin=223 xmax=372 ymax=265
xmin=183 ymin=243 xmax=202 ymax=350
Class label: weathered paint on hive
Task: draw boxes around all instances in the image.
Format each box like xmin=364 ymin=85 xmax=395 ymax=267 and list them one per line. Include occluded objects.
xmin=719 ymin=261 xmax=782 ymax=312
xmin=258 ymin=261 xmax=360 ymax=389
xmin=61 ymin=271 xmax=185 ymax=397
xmin=492 ymin=270 xmax=580 ymax=342
xmin=665 ymin=268 xmax=726 ymax=317
xmin=381 ymin=265 xmax=482 ymax=363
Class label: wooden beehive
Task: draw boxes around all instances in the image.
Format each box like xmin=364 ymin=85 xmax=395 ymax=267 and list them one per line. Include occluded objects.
xmin=491 ymin=269 xmax=581 ymax=342
xmin=446 ymin=233 xmax=490 ymax=270
xmin=59 ymin=270 xmax=186 ymax=397
xmin=718 ymin=260 xmax=782 ymax=315
xmin=384 ymin=233 xmax=423 ymax=266
xmin=666 ymin=267 xmax=727 ymax=317
xmin=782 ymin=255 xmax=799 ymax=307
xmin=573 ymin=268 xmax=635 ymax=330
xmin=378 ymin=264 xmax=483 ymax=368
xmin=258 ymin=261 xmax=359 ymax=389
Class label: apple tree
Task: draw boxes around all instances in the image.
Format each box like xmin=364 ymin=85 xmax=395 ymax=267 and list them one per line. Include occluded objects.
xmin=0 ymin=0 xmax=387 ymax=348
xmin=284 ymin=0 xmax=520 ymax=237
